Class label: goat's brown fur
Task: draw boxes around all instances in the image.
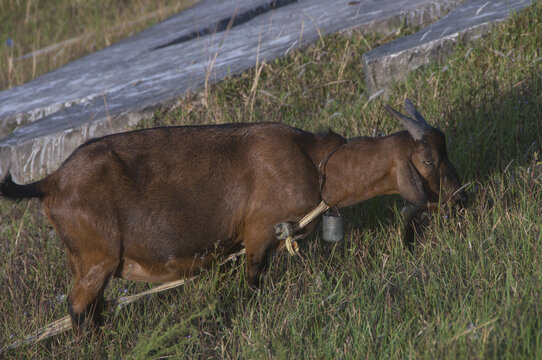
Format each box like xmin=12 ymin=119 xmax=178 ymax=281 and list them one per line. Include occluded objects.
xmin=0 ymin=100 xmax=466 ymax=333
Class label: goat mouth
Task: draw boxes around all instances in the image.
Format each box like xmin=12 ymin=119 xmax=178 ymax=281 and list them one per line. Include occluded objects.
xmin=426 ymin=195 xmax=466 ymax=214
xmin=431 ymin=199 xmax=468 ymax=220
xmin=434 ymin=184 xmax=469 ymax=210
xmin=447 ymin=187 xmax=469 ymax=209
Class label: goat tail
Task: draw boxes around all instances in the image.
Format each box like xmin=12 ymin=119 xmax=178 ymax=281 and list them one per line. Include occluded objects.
xmin=0 ymin=173 xmax=45 ymax=200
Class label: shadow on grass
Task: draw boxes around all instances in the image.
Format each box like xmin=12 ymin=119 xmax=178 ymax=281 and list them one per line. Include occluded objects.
xmin=447 ymin=67 xmax=542 ymax=182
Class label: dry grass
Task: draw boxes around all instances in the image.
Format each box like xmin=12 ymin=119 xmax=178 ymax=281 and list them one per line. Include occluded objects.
xmin=0 ymin=0 xmax=198 ymax=90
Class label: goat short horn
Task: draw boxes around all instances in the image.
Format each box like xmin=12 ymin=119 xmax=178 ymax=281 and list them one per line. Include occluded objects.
xmin=384 ymin=105 xmax=426 ymax=141
xmin=404 ymin=98 xmax=430 ymax=129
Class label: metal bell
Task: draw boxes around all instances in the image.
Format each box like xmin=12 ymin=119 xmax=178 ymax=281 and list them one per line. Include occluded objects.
xmin=322 ymin=208 xmax=344 ymax=242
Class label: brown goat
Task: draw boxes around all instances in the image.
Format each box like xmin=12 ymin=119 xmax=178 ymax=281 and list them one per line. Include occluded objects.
xmin=0 ymin=99 xmax=465 ymax=333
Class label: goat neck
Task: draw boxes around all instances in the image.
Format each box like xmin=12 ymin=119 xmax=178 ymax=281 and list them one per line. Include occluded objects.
xmin=321 ymin=132 xmax=412 ymax=208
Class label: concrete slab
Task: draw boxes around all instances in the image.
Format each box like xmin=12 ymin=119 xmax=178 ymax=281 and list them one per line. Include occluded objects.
xmin=362 ymin=0 xmax=534 ymax=97
xmin=0 ymin=0 xmax=464 ymax=182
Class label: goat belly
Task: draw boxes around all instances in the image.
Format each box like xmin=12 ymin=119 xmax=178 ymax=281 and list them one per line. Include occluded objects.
xmin=118 ymin=254 xmax=216 ymax=282
xmin=116 ymin=193 xmax=241 ymax=282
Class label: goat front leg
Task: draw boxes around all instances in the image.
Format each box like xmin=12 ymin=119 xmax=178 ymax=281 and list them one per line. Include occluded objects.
xmin=243 ymin=227 xmax=276 ymax=288
xmin=402 ymin=205 xmax=430 ymax=250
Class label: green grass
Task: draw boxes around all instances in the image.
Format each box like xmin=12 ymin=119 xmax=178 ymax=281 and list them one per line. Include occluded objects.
xmin=0 ymin=0 xmax=198 ymax=90
xmin=1 ymin=2 xmax=541 ymax=359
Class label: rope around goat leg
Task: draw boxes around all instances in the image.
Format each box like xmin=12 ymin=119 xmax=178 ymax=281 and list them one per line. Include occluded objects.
xmin=276 ymin=201 xmax=329 ymax=256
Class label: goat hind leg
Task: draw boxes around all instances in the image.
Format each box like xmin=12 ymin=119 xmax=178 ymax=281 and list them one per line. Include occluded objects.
xmin=67 ymin=256 xmax=117 ymax=334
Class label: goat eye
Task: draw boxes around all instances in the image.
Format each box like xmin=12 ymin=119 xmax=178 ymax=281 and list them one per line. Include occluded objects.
xmin=423 ymin=160 xmax=433 ymax=166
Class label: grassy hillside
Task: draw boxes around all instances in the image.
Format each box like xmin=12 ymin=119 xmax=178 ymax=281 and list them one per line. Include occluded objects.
xmin=1 ymin=2 xmax=541 ymax=359
xmin=0 ymin=0 xmax=197 ymax=90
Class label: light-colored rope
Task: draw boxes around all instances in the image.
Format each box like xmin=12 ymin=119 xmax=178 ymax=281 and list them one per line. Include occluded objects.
xmin=294 ymin=201 xmax=329 ymax=231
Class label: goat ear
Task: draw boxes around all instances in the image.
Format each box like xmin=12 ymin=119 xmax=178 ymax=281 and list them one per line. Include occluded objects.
xmin=396 ymin=160 xmax=427 ymax=206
